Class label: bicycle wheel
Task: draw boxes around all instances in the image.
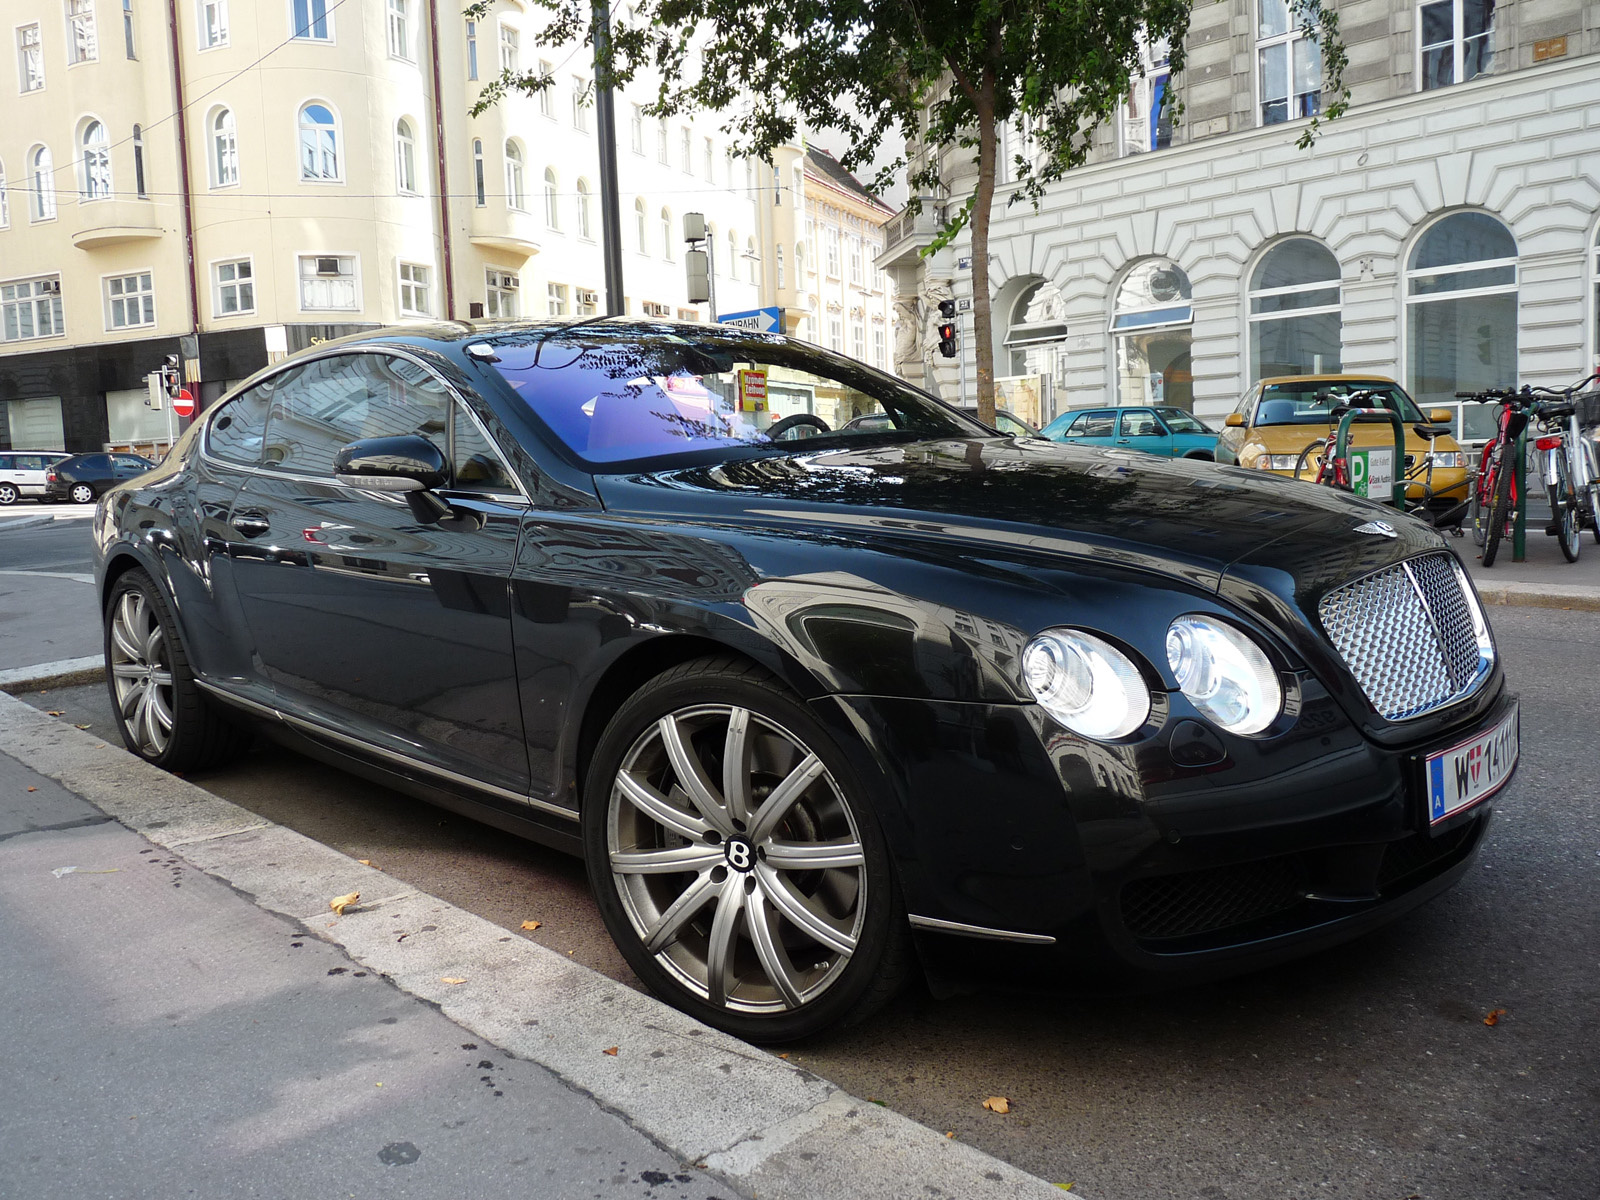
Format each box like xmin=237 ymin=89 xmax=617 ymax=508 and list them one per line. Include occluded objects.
xmin=1470 ymin=446 xmax=1498 ymax=547
xmin=1583 ymin=438 xmax=1600 ymax=546
xmin=1552 ymin=450 xmax=1580 ymax=562
xmin=1482 ymin=450 xmax=1514 ymax=568
xmin=1294 ymin=441 xmax=1327 ymax=483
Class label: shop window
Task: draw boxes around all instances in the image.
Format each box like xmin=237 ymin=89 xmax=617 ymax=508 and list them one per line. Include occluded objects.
xmin=1248 ymin=238 xmax=1341 ymax=381
xmin=1110 ymin=259 xmax=1193 ymax=411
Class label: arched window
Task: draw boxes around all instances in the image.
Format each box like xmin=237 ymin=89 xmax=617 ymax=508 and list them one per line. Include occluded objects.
xmin=1110 ymin=258 xmax=1193 ymax=410
xmin=746 ymin=237 xmax=758 ymax=283
xmin=211 ymin=107 xmax=238 ymax=187
xmin=81 ymin=120 xmax=112 ymax=199
xmin=394 ymin=119 xmax=417 ymax=193
xmin=472 ymin=139 xmax=485 ymax=207
xmin=775 ymin=245 xmax=784 ymax=288
xmin=30 ymin=145 xmax=56 ymax=220
xmin=634 ymin=197 xmax=647 ymax=253
xmin=576 ymin=177 xmax=592 ymax=240
xmin=298 ymin=103 xmax=340 ymax=180
xmin=1405 ymin=212 xmax=1517 ymax=419
xmin=0 ymin=158 xmax=8 ymax=228
xmin=1004 ymin=278 xmax=1070 ymax=383
xmin=505 ymin=142 xmax=526 ymax=210
xmin=660 ymin=207 xmax=673 ymax=260
xmin=1248 ymin=238 xmax=1341 ymax=381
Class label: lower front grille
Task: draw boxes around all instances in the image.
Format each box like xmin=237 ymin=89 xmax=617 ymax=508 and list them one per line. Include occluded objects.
xmin=1377 ymin=822 xmax=1475 ymax=889
xmin=1120 ymin=858 xmax=1307 ymax=940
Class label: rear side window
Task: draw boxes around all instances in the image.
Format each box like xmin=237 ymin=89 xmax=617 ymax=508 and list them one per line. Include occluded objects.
xmin=79 ymin=455 xmax=111 ymax=471
xmin=1078 ymin=412 xmax=1115 ymax=438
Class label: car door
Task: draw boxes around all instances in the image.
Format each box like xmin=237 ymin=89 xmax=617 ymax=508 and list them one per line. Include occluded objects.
xmin=1071 ymin=410 xmax=1117 ymax=448
xmin=110 ymin=454 xmax=154 ymax=484
xmin=222 ymin=350 xmax=530 ymax=798
xmin=1116 ymin=409 xmax=1172 ymax=455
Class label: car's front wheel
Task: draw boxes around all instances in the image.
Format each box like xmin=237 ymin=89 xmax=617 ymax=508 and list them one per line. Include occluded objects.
xmin=70 ymin=482 xmax=95 ymax=504
xmin=584 ymin=656 xmax=909 ymax=1043
xmin=104 ymin=569 xmax=251 ymax=771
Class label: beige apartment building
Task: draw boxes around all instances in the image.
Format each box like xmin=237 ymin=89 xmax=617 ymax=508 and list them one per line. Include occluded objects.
xmin=0 ymin=0 xmax=843 ymax=454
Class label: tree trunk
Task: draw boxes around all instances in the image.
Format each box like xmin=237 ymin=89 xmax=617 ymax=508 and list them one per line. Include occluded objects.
xmin=969 ymin=65 xmax=999 ymax=426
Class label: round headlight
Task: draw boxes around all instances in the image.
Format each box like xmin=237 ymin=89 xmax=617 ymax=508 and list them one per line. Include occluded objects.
xmin=1021 ymin=629 xmax=1151 ymax=740
xmin=1165 ymin=616 xmax=1283 ymax=736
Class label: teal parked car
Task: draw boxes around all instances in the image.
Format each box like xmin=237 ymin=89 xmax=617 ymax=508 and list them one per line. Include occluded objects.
xmin=1040 ymin=406 xmax=1220 ymax=460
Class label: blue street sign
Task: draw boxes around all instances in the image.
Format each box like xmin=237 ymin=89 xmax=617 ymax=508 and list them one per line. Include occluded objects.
xmin=718 ymin=306 xmax=782 ymax=334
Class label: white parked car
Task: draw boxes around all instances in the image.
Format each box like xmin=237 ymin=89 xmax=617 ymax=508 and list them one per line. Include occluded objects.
xmin=0 ymin=450 xmax=70 ymax=505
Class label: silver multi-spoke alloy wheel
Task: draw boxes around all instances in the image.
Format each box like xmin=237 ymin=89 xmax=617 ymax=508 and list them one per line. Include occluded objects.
xmin=0 ymin=482 xmax=17 ymax=505
xmin=606 ymin=704 xmax=866 ymax=1016
xmin=109 ymin=587 xmax=176 ymax=758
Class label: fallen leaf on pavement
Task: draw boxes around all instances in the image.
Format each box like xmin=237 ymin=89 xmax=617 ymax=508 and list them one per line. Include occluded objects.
xmin=46 ymin=710 xmax=64 ymax=716
xmin=777 ymin=1052 xmax=789 ymax=1059
xmin=1484 ymin=1008 xmax=1508 ymax=1026
xmin=1054 ymin=1184 xmax=1076 ymax=1192
xmin=945 ymin=1131 xmax=955 ymax=1139
xmin=329 ymin=891 xmax=360 ymax=915
xmin=603 ymin=1046 xmax=619 ymax=1056
xmin=357 ymin=859 xmax=373 ymax=866
xmin=440 ymin=977 xmax=466 ymax=985
xmin=74 ymin=723 xmax=92 ymax=730
xmin=520 ymin=920 xmax=542 ymax=931
xmin=27 ymin=786 xmax=36 ymax=792
xmin=983 ymin=1096 xmax=1011 ymax=1114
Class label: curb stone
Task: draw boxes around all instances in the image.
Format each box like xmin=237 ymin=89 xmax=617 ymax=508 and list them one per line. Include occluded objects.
xmin=0 ymin=514 xmax=57 ymax=533
xmin=0 ymin=656 xmax=108 ymax=693
xmin=1473 ymin=581 xmax=1600 ymax=612
xmin=0 ymin=688 xmax=1079 ymax=1200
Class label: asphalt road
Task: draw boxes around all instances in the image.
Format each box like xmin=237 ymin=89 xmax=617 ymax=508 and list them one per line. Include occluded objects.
xmin=6 ymin=521 xmax=1598 ymax=1199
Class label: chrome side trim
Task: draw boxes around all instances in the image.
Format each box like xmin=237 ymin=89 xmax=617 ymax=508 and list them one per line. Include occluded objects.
xmin=195 ymin=679 xmax=578 ymax=823
xmin=907 ymin=914 xmax=1058 ymax=945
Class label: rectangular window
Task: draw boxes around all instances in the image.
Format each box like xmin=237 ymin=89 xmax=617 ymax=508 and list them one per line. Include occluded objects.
xmin=213 ymin=258 xmax=254 ymax=316
xmin=547 ymin=282 xmax=569 ymax=316
xmin=291 ymin=0 xmax=328 ymax=39
xmin=473 ymin=140 xmax=485 ymax=206
xmin=67 ymin=0 xmax=99 ymax=63
xmin=18 ymin=25 xmax=45 ymax=91
xmin=104 ymin=272 xmax=155 ymax=329
xmin=825 ymin=227 xmax=840 ymax=277
xmin=122 ymin=0 xmax=135 ymax=57
xmin=1119 ymin=44 xmax=1172 ymax=154
xmin=657 ymin=120 xmax=668 ymax=164
xmin=702 ymin=136 xmax=714 ymax=181
xmin=386 ymin=0 xmax=408 ymax=59
xmin=398 ymin=262 xmax=430 ymax=316
xmin=200 ymin=0 xmax=227 ymax=47
xmin=499 ymin=26 xmax=519 ymax=74
xmin=679 ymin=127 xmax=691 ymax=173
xmin=851 ymin=318 xmax=865 ymax=361
xmin=133 ymin=125 xmax=147 ymax=196
xmin=298 ymin=254 xmax=358 ymax=310
xmin=828 ymin=316 xmax=842 ymax=352
xmin=465 ymin=19 xmax=476 ymax=79
xmin=486 ymin=269 xmax=519 ymax=318
xmin=575 ymin=288 xmax=598 ymax=317
xmin=630 ymin=104 xmax=643 ymax=153
xmin=571 ymin=76 xmax=588 ymax=132
xmin=849 ymin=238 xmax=862 ymax=284
xmin=537 ymin=60 xmax=554 ymax=118
xmin=1257 ymin=0 xmax=1320 ymax=124
xmin=872 ymin=326 xmax=886 ymax=367
xmin=1419 ymin=0 xmax=1495 ymax=90
xmin=1 ymin=276 xmax=65 ymax=342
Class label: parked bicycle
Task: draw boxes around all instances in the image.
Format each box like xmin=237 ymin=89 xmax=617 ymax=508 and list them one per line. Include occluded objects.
xmin=1460 ymin=375 xmax=1600 ymax=566
xmin=1292 ymin=390 xmax=1464 ymax=526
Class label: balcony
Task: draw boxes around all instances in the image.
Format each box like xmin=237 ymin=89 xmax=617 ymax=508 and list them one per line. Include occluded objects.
xmin=878 ymin=199 xmax=947 ymax=269
xmin=469 ymin=206 xmax=543 ymax=257
xmin=71 ymin=200 xmax=164 ymax=250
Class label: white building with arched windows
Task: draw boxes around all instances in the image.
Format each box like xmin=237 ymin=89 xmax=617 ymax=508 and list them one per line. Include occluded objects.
xmin=882 ymin=1 xmax=1600 ymax=441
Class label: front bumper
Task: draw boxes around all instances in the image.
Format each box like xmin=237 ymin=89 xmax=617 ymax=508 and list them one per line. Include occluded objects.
xmin=816 ymin=676 xmax=1515 ymax=991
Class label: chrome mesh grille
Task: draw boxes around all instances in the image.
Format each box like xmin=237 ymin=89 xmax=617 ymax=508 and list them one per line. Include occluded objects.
xmin=1317 ymin=553 xmax=1490 ymax=721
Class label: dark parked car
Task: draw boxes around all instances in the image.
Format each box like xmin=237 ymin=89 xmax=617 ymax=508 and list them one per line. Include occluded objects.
xmin=93 ymin=321 xmax=1519 ymax=1042
xmin=47 ymin=452 xmax=156 ymax=504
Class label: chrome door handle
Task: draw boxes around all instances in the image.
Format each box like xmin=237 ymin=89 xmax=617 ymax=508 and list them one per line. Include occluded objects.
xmin=231 ymin=512 xmax=270 ymax=538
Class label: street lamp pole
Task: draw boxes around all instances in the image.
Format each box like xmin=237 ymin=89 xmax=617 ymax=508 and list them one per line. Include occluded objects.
xmin=590 ymin=0 xmax=624 ymax=316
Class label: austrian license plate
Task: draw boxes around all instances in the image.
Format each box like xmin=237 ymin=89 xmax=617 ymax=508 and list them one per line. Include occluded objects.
xmin=1424 ymin=703 xmax=1519 ymax=825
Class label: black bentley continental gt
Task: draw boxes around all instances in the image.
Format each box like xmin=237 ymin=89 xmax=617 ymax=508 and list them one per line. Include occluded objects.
xmin=92 ymin=321 xmax=1519 ymax=1042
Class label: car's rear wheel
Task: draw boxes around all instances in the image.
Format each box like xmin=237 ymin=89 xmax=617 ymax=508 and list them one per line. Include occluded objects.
xmin=70 ymin=482 xmax=95 ymax=504
xmin=583 ymin=656 xmax=909 ymax=1043
xmin=0 ymin=482 xmax=16 ymax=505
xmin=104 ymin=569 xmax=251 ymax=771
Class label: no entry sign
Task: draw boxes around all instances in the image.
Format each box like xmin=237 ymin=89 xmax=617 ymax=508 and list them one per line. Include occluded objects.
xmin=173 ymin=388 xmax=196 ymax=419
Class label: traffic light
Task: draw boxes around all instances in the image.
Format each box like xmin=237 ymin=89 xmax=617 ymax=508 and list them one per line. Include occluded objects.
xmin=936 ymin=299 xmax=957 ymax=358
xmin=161 ymin=355 xmax=181 ymax=398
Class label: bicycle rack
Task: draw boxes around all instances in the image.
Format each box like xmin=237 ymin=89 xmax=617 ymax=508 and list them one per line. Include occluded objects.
xmin=1512 ymin=418 xmax=1530 ymax=562
xmin=1333 ymin=408 xmax=1407 ymax=510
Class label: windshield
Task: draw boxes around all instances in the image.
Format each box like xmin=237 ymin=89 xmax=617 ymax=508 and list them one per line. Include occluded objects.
xmin=485 ymin=327 xmax=990 ymax=467
xmin=1253 ymin=381 xmax=1425 ymax=426
xmin=1157 ymin=409 xmax=1214 ymax=434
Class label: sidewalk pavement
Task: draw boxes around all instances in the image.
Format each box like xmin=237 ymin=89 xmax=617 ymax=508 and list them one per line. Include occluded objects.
xmin=0 ymin=689 xmax=1072 ymax=1200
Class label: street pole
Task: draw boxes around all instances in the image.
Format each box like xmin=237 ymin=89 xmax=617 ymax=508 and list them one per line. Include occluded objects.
xmin=591 ymin=0 xmax=624 ymax=316
xmin=707 ymin=236 xmax=718 ymax=323
xmin=959 ymin=312 xmax=968 ymax=407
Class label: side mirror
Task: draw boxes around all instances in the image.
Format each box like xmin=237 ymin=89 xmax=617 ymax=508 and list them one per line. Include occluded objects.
xmin=1225 ymin=413 xmax=1246 ymax=428
xmin=334 ymin=435 xmax=448 ymax=492
xmin=1428 ymin=409 xmax=1453 ymax=425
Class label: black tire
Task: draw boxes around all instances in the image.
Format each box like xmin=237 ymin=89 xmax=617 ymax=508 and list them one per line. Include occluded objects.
xmin=1582 ymin=439 xmax=1600 ymax=546
xmin=1293 ymin=441 xmax=1326 ymax=482
xmin=582 ymin=654 xmax=910 ymax=1043
xmin=1482 ymin=452 xmax=1514 ymax=568
xmin=1552 ymin=452 xmax=1580 ymax=563
xmin=1183 ymin=451 xmax=1214 ymax=462
xmin=104 ymin=568 xmax=252 ymax=772
xmin=70 ymin=482 xmax=95 ymax=504
xmin=1469 ymin=458 xmax=1492 ymax=548
xmin=0 ymin=482 xmax=17 ymax=505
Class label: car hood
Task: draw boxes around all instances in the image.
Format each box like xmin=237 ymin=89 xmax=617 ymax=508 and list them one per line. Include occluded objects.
xmin=594 ymin=436 xmax=1441 ymax=595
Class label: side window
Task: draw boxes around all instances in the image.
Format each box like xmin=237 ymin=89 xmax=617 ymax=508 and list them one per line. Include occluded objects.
xmin=1079 ymin=412 xmax=1116 ymax=438
xmin=452 ymin=407 xmax=517 ymax=492
xmin=209 ymin=377 xmax=282 ymax=465
xmin=1120 ymin=411 xmax=1158 ymax=437
xmin=263 ymin=353 xmax=450 ymax=477
xmin=82 ymin=455 xmax=112 ymax=471
xmin=112 ymin=455 xmax=149 ymax=469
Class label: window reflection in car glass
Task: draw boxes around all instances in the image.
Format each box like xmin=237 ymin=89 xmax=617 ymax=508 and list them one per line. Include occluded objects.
xmin=211 ymin=370 xmax=294 ymax=466
xmin=1079 ymin=413 xmax=1115 ymax=437
xmin=486 ymin=334 xmax=985 ymax=467
xmin=263 ymin=354 xmax=451 ymax=476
